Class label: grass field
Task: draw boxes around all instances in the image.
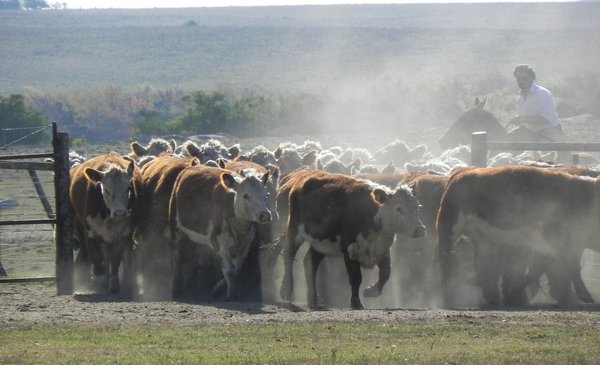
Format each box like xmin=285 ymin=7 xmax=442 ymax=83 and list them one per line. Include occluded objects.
xmin=2 ymin=3 xmax=600 ymax=95
xmin=1 ymin=320 xmax=599 ymax=364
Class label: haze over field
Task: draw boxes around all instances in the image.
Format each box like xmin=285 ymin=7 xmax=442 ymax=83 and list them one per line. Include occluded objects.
xmin=2 ymin=3 xmax=600 ymax=145
xmin=64 ymin=0 xmax=580 ymax=8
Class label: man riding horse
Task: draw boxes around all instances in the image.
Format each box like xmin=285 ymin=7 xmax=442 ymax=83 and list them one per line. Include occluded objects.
xmin=438 ymin=64 xmax=570 ymax=163
xmin=507 ymin=64 xmax=567 ymax=144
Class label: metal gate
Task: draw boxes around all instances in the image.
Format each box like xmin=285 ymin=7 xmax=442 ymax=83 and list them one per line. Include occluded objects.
xmin=0 ymin=122 xmax=73 ymax=295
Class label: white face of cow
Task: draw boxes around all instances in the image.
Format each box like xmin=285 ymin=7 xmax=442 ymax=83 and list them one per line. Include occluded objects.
xmin=84 ymin=162 xmax=134 ymax=219
xmin=373 ymin=185 xmax=425 ymax=238
xmin=221 ymin=172 xmax=272 ymax=224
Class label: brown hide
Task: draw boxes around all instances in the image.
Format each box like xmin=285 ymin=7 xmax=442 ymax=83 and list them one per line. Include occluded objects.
xmin=69 ymin=151 xmax=141 ymax=295
xmin=170 ymin=165 xmax=272 ymax=300
xmin=280 ymin=169 xmax=425 ymax=310
xmin=70 ymin=152 xmax=139 ymax=222
xmin=170 ymin=166 xmax=233 ymax=245
xmin=400 ymin=172 xmax=449 ymax=232
xmin=354 ymin=173 xmax=406 ymax=189
xmin=436 ymin=165 xmax=600 ymax=308
xmin=135 ymin=155 xmax=196 ymax=299
xmin=138 ymin=155 xmax=195 ymax=240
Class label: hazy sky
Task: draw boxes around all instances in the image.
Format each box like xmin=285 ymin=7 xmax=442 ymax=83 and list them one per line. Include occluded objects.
xmin=65 ymin=0 xmax=575 ymax=9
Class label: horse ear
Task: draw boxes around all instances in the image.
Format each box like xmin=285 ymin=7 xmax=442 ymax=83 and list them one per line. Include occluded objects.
xmin=474 ymin=97 xmax=488 ymax=110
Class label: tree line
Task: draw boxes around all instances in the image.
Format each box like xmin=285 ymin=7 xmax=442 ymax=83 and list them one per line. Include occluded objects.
xmin=1 ymin=86 xmax=328 ymax=145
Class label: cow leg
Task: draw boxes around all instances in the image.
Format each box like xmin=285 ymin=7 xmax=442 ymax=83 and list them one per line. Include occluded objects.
xmin=473 ymin=242 xmax=502 ymax=308
xmin=280 ymin=231 xmax=301 ymax=302
xmin=74 ymin=224 xmax=92 ymax=289
xmin=343 ymin=253 xmax=363 ymax=310
xmin=545 ymin=257 xmax=573 ymax=305
xmin=171 ymin=237 xmax=190 ymax=300
xmin=363 ymin=255 xmax=390 ymax=298
xmin=107 ymin=242 xmax=126 ymax=295
xmin=120 ymin=241 xmax=137 ymax=298
xmin=303 ymin=247 xmax=325 ymax=309
xmin=561 ymin=247 xmax=593 ymax=303
xmin=88 ymin=238 xmax=108 ymax=292
xmin=259 ymin=237 xmax=282 ymax=304
xmin=501 ymin=252 xmax=530 ymax=308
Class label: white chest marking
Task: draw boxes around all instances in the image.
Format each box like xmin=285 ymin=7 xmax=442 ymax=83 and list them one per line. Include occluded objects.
xmin=85 ymin=214 xmax=132 ymax=243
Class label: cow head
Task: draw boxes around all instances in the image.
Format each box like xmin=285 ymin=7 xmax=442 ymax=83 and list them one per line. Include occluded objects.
xmin=84 ymin=161 xmax=135 ymax=218
xmin=372 ymin=185 xmax=425 ymax=238
xmin=221 ymin=171 xmax=272 ymax=224
xmin=274 ymin=148 xmax=318 ymax=178
xmin=438 ymin=97 xmax=507 ymax=150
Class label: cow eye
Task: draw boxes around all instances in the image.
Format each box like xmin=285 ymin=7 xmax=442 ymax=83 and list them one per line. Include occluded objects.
xmin=243 ymin=193 xmax=250 ymax=200
xmin=395 ymin=206 xmax=405 ymax=214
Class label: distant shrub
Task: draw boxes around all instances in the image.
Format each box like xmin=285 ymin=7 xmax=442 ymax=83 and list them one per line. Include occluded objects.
xmin=0 ymin=94 xmax=49 ymax=146
xmin=183 ymin=20 xmax=198 ymax=27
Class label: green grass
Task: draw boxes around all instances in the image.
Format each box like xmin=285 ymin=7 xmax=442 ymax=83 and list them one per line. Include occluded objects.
xmin=1 ymin=322 xmax=599 ymax=364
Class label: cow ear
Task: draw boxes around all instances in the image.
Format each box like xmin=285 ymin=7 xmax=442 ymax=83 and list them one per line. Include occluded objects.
xmin=349 ymin=158 xmax=362 ymax=170
xmin=185 ymin=142 xmax=201 ymax=158
xmin=261 ymin=171 xmax=270 ymax=186
xmin=303 ymin=150 xmax=319 ymax=166
xmin=317 ymin=159 xmax=324 ymax=170
xmin=189 ymin=158 xmax=200 ymax=167
xmin=266 ymin=164 xmax=279 ymax=181
xmin=84 ymin=167 xmax=103 ymax=183
xmin=169 ymin=139 xmax=177 ymax=152
xmin=220 ymin=173 xmax=236 ymax=189
xmin=274 ymin=146 xmax=283 ymax=159
xmin=126 ymin=160 xmax=136 ymax=176
xmin=217 ymin=158 xmax=226 ymax=169
xmin=407 ymin=183 xmax=416 ymax=194
xmin=130 ymin=142 xmax=147 ymax=157
xmin=371 ymin=188 xmax=390 ymax=205
xmin=228 ymin=144 xmax=240 ymax=159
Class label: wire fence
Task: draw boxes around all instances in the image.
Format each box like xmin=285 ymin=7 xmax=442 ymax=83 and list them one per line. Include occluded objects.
xmin=0 ymin=125 xmax=56 ymax=279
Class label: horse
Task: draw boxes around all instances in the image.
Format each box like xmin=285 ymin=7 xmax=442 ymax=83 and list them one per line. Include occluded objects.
xmin=438 ymin=97 xmax=546 ymax=150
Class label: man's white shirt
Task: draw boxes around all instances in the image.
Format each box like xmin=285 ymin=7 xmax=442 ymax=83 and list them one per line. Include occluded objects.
xmin=516 ymin=83 xmax=561 ymax=132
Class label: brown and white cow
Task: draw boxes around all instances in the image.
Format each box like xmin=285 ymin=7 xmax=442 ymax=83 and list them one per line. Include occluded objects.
xmin=169 ymin=165 xmax=272 ymax=300
xmin=280 ymin=170 xmax=425 ymax=309
xmin=70 ymin=151 xmax=141 ymax=294
xmin=437 ymin=166 xmax=599 ymax=308
xmin=135 ymin=154 xmax=198 ymax=299
xmin=222 ymin=159 xmax=280 ymax=302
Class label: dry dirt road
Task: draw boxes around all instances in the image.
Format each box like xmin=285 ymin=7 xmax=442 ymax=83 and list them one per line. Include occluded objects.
xmin=2 ymin=283 xmax=600 ymax=328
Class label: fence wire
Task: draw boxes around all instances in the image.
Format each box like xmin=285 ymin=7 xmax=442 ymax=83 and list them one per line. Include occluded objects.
xmin=0 ymin=149 xmax=56 ymax=278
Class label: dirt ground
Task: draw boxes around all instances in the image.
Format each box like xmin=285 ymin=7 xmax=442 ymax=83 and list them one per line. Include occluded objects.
xmin=2 ymin=283 xmax=600 ymax=328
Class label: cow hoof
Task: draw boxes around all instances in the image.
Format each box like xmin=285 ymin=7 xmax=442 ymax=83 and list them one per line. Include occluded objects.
xmin=108 ymin=276 xmax=120 ymax=294
xmin=280 ymin=279 xmax=293 ymax=302
xmin=578 ymin=293 xmax=595 ymax=304
xmin=363 ymin=285 xmax=381 ymax=298
xmin=309 ymin=304 xmax=327 ymax=311
xmin=350 ymin=298 xmax=364 ymax=310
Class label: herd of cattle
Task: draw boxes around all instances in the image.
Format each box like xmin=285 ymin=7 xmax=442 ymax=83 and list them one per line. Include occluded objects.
xmin=67 ymin=134 xmax=600 ymax=309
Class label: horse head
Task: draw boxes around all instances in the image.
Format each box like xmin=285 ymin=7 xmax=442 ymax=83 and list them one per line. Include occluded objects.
xmin=438 ymin=97 xmax=508 ymax=150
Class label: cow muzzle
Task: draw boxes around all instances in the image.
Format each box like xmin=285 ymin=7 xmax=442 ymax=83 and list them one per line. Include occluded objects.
xmin=259 ymin=211 xmax=272 ymax=224
xmin=412 ymin=225 xmax=426 ymax=238
xmin=111 ymin=209 xmax=129 ymax=219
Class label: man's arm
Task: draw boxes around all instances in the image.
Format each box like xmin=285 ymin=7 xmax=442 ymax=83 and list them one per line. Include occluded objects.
xmin=509 ymin=115 xmax=552 ymax=126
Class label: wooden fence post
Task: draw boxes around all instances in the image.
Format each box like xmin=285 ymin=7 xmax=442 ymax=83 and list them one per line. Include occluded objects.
xmin=53 ymin=123 xmax=73 ymax=295
xmin=471 ymin=131 xmax=488 ymax=167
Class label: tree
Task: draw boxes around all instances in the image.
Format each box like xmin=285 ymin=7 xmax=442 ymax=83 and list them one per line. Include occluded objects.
xmin=21 ymin=0 xmax=49 ymax=9
xmin=0 ymin=94 xmax=49 ymax=146
xmin=0 ymin=0 xmax=21 ymax=9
